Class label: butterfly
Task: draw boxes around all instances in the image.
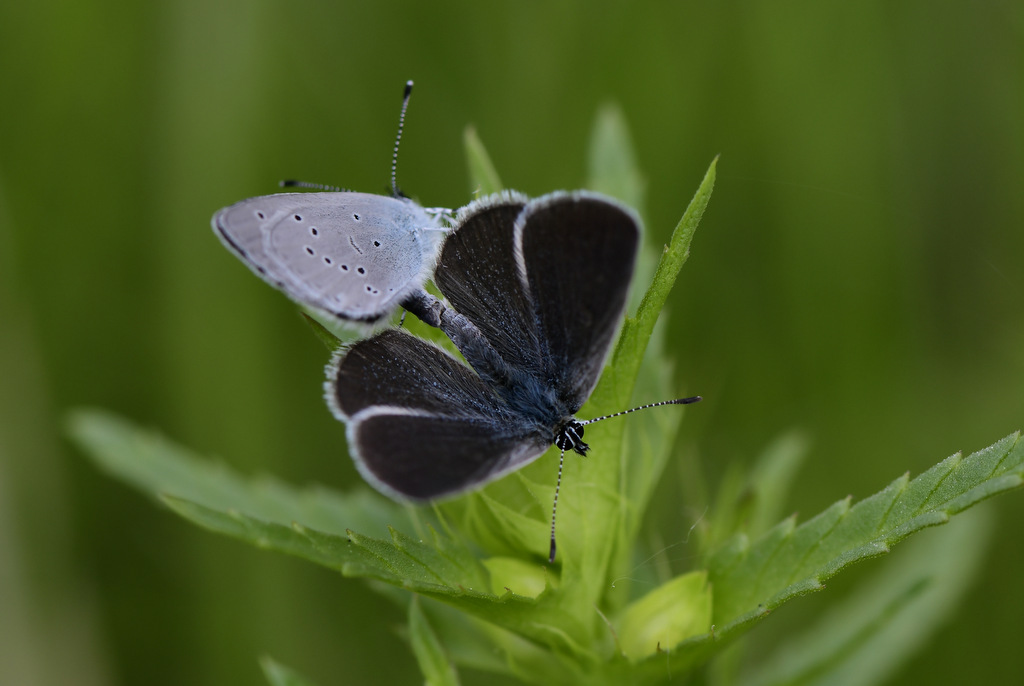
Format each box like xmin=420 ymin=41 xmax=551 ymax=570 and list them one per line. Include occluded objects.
xmin=325 ymin=190 xmax=700 ymax=561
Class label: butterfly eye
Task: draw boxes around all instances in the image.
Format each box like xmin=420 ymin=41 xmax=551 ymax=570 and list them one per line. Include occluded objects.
xmin=555 ymin=434 xmax=569 ymax=450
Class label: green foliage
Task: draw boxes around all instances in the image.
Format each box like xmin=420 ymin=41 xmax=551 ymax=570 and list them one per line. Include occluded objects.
xmin=617 ymin=571 xmax=712 ymax=660
xmin=586 ymin=103 xmax=646 ymax=214
xmin=736 ymin=507 xmax=994 ymax=686
xmin=464 ymin=126 xmax=504 ymax=197
xmin=708 ymin=433 xmax=1023 ymax=632
xmin=299 ymin=312 xmax=343 ymax=351
xmin=68 ymin=408 xmax=1023 ymax=683
xmin=66 ymin=116 xmax=1024 ymax=685
xmin=409 ymin=597 xmax=463 ymax=686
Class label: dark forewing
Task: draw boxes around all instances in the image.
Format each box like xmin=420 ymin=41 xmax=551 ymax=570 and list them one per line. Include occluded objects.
xmin=433 ymin=192 xmax=545 ymax=379
xmin=518 ymin=192 xmax=639 ymax=411
xmin=327 ymin=328 xmax=551 ymax=501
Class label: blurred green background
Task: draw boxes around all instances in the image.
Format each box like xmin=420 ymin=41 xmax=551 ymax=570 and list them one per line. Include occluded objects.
xmin=2 ymin=1 xmax=1021 ymax=684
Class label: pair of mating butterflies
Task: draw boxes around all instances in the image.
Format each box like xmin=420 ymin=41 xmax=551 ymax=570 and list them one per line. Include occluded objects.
xmin=214 ymin=180 xmax=699 ymax=560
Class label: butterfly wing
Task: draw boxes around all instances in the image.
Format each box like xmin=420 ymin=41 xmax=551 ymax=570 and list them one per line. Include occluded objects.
xmin=516 ymin=191 xmax=640 ymax=411
xmin=326 ymin=329 xmax=551 ymax=501
xmin=432 ymin=192 xmax=546 ymax=380
xmin=213 ymin=192 xmax=442 ymax=322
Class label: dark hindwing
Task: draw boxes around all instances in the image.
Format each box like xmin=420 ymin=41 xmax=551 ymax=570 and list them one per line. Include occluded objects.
xmin=327 ymin=329 xmax=551 ymax=500
xmin=517 ymin=192 xmax=639 ymax=411
xmin=347 ymin=409 xmax=552 ymax=501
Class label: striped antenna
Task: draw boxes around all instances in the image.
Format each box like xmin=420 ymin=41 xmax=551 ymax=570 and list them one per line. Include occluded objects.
xmin=581 ymin=396 xmax=702 ymax=426
xmin=549 ymin=448 xmax=565 ymax=563
xmin=391 ymin=80 xmax=414 ymax=198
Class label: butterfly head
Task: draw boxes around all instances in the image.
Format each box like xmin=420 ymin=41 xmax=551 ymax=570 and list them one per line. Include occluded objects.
xmin=554 ymin=418 xmax=589 ymax=456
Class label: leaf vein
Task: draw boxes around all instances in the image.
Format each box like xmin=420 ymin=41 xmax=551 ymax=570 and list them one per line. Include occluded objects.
xmin=784 ymin=500 xmax=849 ymax=587
xmin=913 ymin=454 xmax=962 ymax=515
xmin=873 ymin=475 xmax=909 ymax=536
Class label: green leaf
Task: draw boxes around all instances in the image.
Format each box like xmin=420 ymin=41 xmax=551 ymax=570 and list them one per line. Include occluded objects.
xmin=586 ymin=102 xmax=646 ymax=214
xmin=707 ymin=432 xmax=1023 ymax=640
xmin=741 ymin=431 xmax=811 ymax=539
xmin=160 ymin=495 xmax=598 ymax=658
xmin=418 ymin=600 xmax=588 ymax=683
xmin=66 ymin=407 xmax=409 ymax=538
xmin=571 ymin=157 xmax=716 ymax=613
xmin=481 ymin=556 xmax=551 ymax=598
xmin=409 ymin=596 xmax=462 ymax=686
xmin=705 ymin=431 xmax=811 ymax=555
xmin=736 ymin=506 xmax=994 ymax=686
xmin=704 ymin=461 xmax=753 ymax=560
xmin=463 ymin=126 xmax=503 ymax=196
xmin=586 ymin=99 xmax=655 ymax=319
xmin=300 ymin=311 xmax=343 ymax=351
xmin=586 ymin=431 xmax=1023 ymax=683
xmin=608 ymin=156 xmax=717 ymax=397
xmin=446 ymin=479 xmax=551 ymax=560
xmin=585 ymin=103 xmax=691 ymax=553
xmin=69 ymin=400 xmax=605 ymax=665
xmin=69 ymin=380 xmax=1024 ymax=682
xmin=617 ymin=570 xmax=712 ymax=660
xmin=260 ymin=656 xmax=320 ymax=686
